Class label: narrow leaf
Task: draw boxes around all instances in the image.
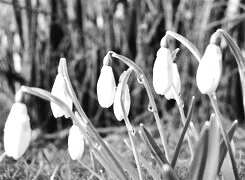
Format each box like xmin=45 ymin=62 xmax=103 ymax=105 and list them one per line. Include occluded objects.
xmin=218 ymin=120 xmax=238 ymax=172
xmin=171 ymin=96 xmax=195 ymax=168
xmin=140 ymin=124 xmax=169 ymax=166
xmin=203 ymin=114 xmax=220 ymax=180
xmin=189 ymin=123 xmax=209 ymax=180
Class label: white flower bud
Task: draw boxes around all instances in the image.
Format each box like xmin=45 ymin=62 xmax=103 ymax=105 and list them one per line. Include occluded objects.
xmin=97 ymin=65 xmax=116 ymax=108
xmin=153 ymin=47 xmax=173 ymax=95
xmin=196 ymin=44 xmax=222 ymax=94
xmin=4 ymin=102 xmax=31 ymax=160
xmin=165 ymin=63 xmax=181 ymax=100
xmin=68 ymin=125 xmax=84 ymax=160
xmin=50 ymin=73 xmax=73 ymax=118
xmin=113 ymin=83 xmax=131 ymax=121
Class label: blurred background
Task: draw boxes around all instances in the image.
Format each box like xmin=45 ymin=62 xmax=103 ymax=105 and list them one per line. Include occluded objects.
xmin=0 ymin=0 xmax=245 ymax=134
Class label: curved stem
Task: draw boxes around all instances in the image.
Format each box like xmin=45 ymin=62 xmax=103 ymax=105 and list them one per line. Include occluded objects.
xmin=110 ymin=51 xmax=171 ymax=162
xmin=209 ymin=93 xmax=239 ymax=180
xmin=59 ymin=59 xmax=128 ymax=180
xmin=165 ymin=31 xmax=202 ymax=62
xmin=20 ymin=86 xmax=89 ymax=139
xmin=215 ymin=29 xmax=245 ymax=119
xmin=120 ymin=68 xmax=143 ymax=180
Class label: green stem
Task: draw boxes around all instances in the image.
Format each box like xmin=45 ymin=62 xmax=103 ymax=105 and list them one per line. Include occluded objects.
xmin=209 ymin=93 xmax=240 ymax=180
xmin=165 ymin=31 xmax=202 ymax=62
xmin=120 ymin=68 xmax=143 ymax=180
xmin=59 ymin=59 xmax=128 ymax=180
xmin=109 ymin=51 xmax=171 ymax=162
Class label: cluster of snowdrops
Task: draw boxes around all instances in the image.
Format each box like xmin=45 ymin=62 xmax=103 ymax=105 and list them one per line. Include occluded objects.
xmin=2 ymin=29 xmax=245 ymax=180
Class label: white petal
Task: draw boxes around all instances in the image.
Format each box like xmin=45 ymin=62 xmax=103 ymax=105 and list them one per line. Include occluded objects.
xmin=4 ymin=103 xmax=31 ymax=159
xmin=153 ymin=47 xmax=173 ymax=95
xmin=196 ymin=44 xmax=222 ymax=94
xmin=68 ymin=125 xmax=84 ymax=160
xmin=97 ymin=65 xmax=116 ymax=108
xmin=165 ymin=63 xmax=181 ymax=100
xmin=113 ymin=83 xmax=131 ymax=121
xmin=50 ymin=73 xmax=72 ymax=118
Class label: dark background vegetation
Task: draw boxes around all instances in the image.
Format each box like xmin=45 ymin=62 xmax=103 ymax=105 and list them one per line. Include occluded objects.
xmin=0 ymin=0 xmax=245 ymax=134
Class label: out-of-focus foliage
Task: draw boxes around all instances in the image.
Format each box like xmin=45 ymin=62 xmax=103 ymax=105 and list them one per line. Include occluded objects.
xmin=0 ymin=0 xmax=244 ymax=132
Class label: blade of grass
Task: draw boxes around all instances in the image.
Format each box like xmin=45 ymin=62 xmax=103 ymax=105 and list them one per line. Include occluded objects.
xmin=171 ymin=96 xmax=195 ymax=168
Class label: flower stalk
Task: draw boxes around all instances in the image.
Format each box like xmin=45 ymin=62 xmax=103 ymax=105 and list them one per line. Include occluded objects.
xmin=58 ymin=59 xmax=128 ymax=180
xmin=109 ymin=51 xmax=171 ymax=162
xmin=214 ymin=29 xmax=245 ymax=120
xmin=119 ymin=68 xmax=143 ymax=180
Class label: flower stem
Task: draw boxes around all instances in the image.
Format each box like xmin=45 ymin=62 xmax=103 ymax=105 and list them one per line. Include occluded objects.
xmin=59 ymin=59 xmax=128 ymax=180
xmin=109 ymin=51 xmax=171 ymax=162
xmin=215 ymin=29 xmax=245 ymax=123
xmin=209 ymin=93 xmax=239 ymax=180
xmin=120 ymin=68 xmax=143 ymax=180
xmin=165 ymin=31 xmax=202 ymax=62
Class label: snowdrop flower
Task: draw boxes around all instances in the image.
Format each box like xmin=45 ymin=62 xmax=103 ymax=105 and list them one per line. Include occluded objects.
xmin=153 ymin=47 xmax=173 ymax=95
xmin=51 ymin=73 xmax=73 ymax=118
xmin=165 ymin=63 xmax=181 ymax=100
xmin=113 ymin=82 xmax=131 ymax=121
xmin=196 ymin=44 xmax=222 ymax=94
xmin=97 ymin=63 xmax=116 ymax=108
xmin=68 ymin=125 xmax=84 ymax=160
xmin=4 ymin=102 xmax=31 ymax=160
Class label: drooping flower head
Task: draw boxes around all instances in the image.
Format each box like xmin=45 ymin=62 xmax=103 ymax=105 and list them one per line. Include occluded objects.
xmin=165 ymin=63 xmax=181 ymax=100
xmin=97 ymin=54 xmax=116 ymax=108
xmin=196 ymin=42 xmax=222 ymax=94
xmin=113 ymin=72 xmax=131 ymax=121
xmin=4 ymin=102 xmax=31 ymax=159
xmin=153 ymin=47 xmax=173 ymax=95
xmin=51 ymin=72 xmax=73 ymax=118
xmin=68 ymin=125 xmax=84 ymax=160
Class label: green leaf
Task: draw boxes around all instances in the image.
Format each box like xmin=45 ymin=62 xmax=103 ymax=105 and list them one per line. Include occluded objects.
xmin=171 ymin=96 xmax=195 ymax=168
xmin=218 ymin=120 xmax=238 ymax=172
xmin=203 ymin=114 xmax=220 ymax=180
xmin=139 ymin=124 xmax=169 ymax=167
xmin=189 ymin=123 xmax=209 ymax=180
